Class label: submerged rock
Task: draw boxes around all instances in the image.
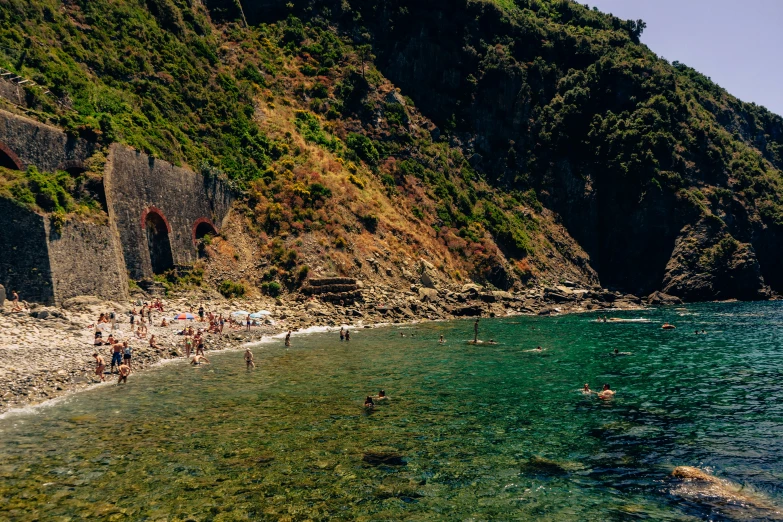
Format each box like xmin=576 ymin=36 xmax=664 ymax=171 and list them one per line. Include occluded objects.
xmin=520 ymin=456 xmax=584 ymax=476
xmin=363 ymin=452 xmax=406 ymax=466
xmin=671 ymin=466 xmax=783 ymax=519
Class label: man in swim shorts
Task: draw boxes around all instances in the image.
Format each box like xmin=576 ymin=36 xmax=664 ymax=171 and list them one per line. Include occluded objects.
xmin=93 ymin=353 xmax=106 ymax=382
xmin=117 ymin=363 xmax=130 ymax=384
xmin=244 ymin=348 xmax=255 ymax=369
xmin=110 ymin=342 xmax=123 ymax=373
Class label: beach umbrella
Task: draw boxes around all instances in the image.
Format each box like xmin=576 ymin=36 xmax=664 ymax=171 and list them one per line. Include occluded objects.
xmin=249 ymin=311 xmax=272 ymax=319
xmin=231 ymin=310 xmax=251 ymax=317
xmin=173 ymin=313 xmax=195 ymax=320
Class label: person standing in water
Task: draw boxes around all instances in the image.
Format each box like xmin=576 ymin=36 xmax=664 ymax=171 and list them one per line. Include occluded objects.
xmin=285 ymin=331 xmax=291 ymax=347
xmin=244 ymin=348 xmax=255 ymax=369
xmin=474 ymin=319 xmax=479 ymax=343
xmin=339 ymin=327 xmax=345 ymax=341
xmin=439 ymin=334 xmax=445 ymax=344
xmin=117 ymin=363 xmax=130 ymax=384
xmin=93 ymin=353 xmax=106 ymax=382
xmin=345 ymin=330 xmax=350 ymax=341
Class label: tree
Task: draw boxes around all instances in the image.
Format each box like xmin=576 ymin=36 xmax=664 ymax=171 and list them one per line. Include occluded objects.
xmin=629 ymin=19 xmax=647 ymax=42
xmin=357 ymin=44 xmax=374 ymax=80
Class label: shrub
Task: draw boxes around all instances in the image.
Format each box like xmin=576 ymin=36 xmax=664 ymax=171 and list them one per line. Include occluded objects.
xmin=360 ymin=214 xmax=379 ymax=233
xmin=219 ymin=280 xmax=246 ymax=298
xmin=346 ymin=133 xmax=379 ymax=165
xmin=261 ymin=281 xmax=282 ymax=297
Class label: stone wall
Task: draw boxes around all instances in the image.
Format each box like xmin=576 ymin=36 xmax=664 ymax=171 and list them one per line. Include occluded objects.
xmin=0 ymin=199 xmax=54 ymax=303
xmin=46 ymin=218 xmax=129 ymax=304
xmin=0 ymin=109 xmax=99 ymax=172
xmin=0 ymin=108 xmax=233 ymax=301
xmin=0 ymin=199 xmax=130 ymax=305
xmin=0 ymin=78 xmax=27 ymax=108
xmin=105 ymin=144 xmax=232 ymax=280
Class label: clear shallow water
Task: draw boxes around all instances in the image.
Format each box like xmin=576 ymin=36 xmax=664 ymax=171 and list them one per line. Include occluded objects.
xmin=2 ymin=302 xmax=783 ymax=521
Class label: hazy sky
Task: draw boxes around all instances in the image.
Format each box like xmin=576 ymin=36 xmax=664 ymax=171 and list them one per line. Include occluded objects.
xmin=587 ymin=0 xmax=783 ymax=117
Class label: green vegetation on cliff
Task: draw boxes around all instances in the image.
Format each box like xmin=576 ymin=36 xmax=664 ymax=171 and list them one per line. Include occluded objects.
xmin=2 ymin=0 xmax=783 ymax=298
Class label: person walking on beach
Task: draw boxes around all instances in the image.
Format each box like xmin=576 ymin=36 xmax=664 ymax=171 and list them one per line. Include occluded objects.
xmin=198 ymin=305 xmax=205 ymax=322
xmin=246 ymin=314 xmax=251 ymax=331
xmin=474 ymin=318 xmax=479 ymax=343
xmin=195 ymin=334 xmax=205 ymax=356
xmin=93 ymin=353 xmax=106 ymax=382
xmin=110 ymin=341 xmax=123 ymax=374
xmin=244 ymin=348 xmax=255 ymax=369
xmin=285 ymin=330 xmax=291 ymax=347
xmin=117 ymin=363 xmax=130 ymax=384
xmin=11 ymin=290 xmax=22 ymax=312
xmin=122 ymin=341 xmax=133 ymax=371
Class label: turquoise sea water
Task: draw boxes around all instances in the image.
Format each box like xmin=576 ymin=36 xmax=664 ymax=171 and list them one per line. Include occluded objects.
xmin=2 ymin=302 xmax=783 ymax=521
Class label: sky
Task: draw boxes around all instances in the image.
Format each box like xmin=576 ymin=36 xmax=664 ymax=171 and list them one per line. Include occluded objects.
xmin=587 ymin=0 xmax=783 ymax=117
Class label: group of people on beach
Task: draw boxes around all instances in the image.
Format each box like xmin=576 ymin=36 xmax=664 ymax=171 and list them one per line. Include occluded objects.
xmin=92 ymin=339 xmax=133 ymax=384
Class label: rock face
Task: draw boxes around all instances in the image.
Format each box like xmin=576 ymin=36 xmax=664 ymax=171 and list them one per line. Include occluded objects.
xmin=309 ymin=0 xmax=783 ymax=301
xmin=662 ymin=219 xmax=769 ymax=301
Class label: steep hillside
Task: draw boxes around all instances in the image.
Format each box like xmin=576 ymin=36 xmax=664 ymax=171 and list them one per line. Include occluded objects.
xmin=1 ymin=0 xmax=782 ymax=301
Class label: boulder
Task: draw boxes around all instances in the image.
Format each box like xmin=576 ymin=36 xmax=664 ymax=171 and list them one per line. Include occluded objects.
xmin=453 ymin=304 xmax=483 ymax=317
xmin=385 ymin=90 xmax=406 ymax=106
xmin=461 ymin=283 xmax=483 ymax=293
xmin=418 ymin=288 xmax=439 ymax=302
xmin=420 ymin=270 xmax=438 ymax=289
xmin=492 ymin=290 xmax=514 ymax=300
xmin=62 ymin=295 xmax=104 ymax=310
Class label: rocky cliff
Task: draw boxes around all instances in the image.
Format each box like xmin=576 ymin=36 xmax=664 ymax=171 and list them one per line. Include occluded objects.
xmin=2 ymin=0 xmax=782 ymax=302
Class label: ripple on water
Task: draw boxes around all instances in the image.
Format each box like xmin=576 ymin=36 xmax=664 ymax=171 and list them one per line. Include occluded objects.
xmin=0 ymin=302 xmax=782 ymax=520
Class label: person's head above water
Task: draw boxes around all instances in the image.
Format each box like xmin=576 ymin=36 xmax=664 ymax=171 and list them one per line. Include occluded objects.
xmin=614 ymin=348 xmax=619 ymax=354
xmin=602 ymin=384 xmax=611 ymax=390
xmin=379 ymin=390 xmax=385 ymax=397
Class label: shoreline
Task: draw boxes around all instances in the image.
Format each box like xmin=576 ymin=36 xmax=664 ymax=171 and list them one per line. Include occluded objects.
xmin=0 ymin=285 xmax=653 ymax=416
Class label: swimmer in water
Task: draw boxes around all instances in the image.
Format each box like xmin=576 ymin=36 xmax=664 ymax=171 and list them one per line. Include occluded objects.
xmin=582 ymin=383 xmax=592 ymax=394
xmin=439 ymin=334 xmax=445 ymax=344
xmin=612 ymin=348 xmax=632 ymax=356
xmin=364 ymin=396 xmax=374 ymax=409
xmin=375 ymin=389 xmax=388 ymax=401
xmin=597 ymin=384 xmax=615 ymax=400
xmin=190 ymin=354 xmax=210 ymax=365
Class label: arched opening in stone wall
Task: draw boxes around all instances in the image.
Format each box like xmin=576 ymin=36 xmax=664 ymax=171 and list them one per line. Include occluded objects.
xmin=0 ymin=143 xmax=22 ymax=170
xmin=143 ymin=209 xmax=174 ymax=275
xmin=193 ymin=218 xmax=218 ymax=258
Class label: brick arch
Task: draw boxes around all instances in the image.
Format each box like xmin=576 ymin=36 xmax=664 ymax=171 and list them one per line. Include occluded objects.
xmin=141 ymin=206 xmax=172 ymax=232
xmin=0 ymin=142 xmax=23 ymax=170
xmin=192 ymin=217 xmax=218 ymax=245
xmin=59 ymin=160 xmax=87 ymax=174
